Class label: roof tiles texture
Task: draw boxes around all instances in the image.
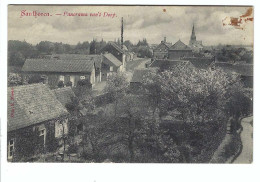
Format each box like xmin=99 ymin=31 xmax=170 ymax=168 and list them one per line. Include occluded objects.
xmin=50 ymin=54 xmax=102 ymax=69
xmin=8 ymin=83 xmax=68 ymax=132
xmin=170 ymin=40 xmax=191 ymax=50
xmin=22 ymin=59 xmax=95 ymax=73
xmin=103 ymin=53 xmax=122 ymax=67
xmin=52 ymin=87 xmax=76 ymax=107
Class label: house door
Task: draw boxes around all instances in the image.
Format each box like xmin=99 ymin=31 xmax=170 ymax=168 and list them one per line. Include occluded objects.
xmin=38 ymin=128 xmax=46 ymax=151
xmin=70 ymin=76 xmax=75 ymax=87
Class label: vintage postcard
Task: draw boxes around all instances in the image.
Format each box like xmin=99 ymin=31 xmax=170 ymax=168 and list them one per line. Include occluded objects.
xmin=7 ymin=5 xmax=253 ymax=163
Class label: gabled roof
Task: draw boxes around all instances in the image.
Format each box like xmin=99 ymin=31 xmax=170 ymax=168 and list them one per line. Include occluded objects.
xmin=154 ymin=41 xmax=172 ymax=50
xmin=52 ymin=87 xmax=76 ymax=107
xmin=170 ymin=40 xmax=191 ymax=50
xmin=49 ymin=54 xmax=103 ymax=70
xmin=164 ymin=42 xmax=172 ymax=48
xmin=50 ymin=54 xmax=102 ymax=69
xmin=105 ymin=42 xmax=125 ymax=54
xmin=103 ymin=53 xmax=122 ymax=67
xmin=8 ymin=83 xmax=68 ymax=132
xmin=22 ymin=59 xmax=95 ymax=73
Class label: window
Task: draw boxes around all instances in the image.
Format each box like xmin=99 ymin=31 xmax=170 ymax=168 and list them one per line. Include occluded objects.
xmin=39 ymin=128 xmax=45 ymax=136
xmin=38 ymin=128 xmax=46 ymax=146
xmin=8 ymin=139 xmax=14 ymax=159
xmin=55 ymin=120 xmax=68 ymax=138
xmin=58 ymin=124 xmax=63 ymax=137
xmin=59 ymin=75 xmax=64 ymax=81
xmin=80 ymin=76 xmax=85 ymax=80
xmin=70 ymin=76 xmax=75 ymax=87
xmin=110 ymin=66 xmax=113 ymax=72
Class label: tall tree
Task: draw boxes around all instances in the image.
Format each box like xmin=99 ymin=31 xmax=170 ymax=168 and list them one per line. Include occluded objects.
xmin=104 ymin=72 xmax=129 ymax=117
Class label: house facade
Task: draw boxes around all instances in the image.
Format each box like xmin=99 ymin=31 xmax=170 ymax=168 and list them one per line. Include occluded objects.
xmin=100 ymin=42 xmax=126 ymax=71
xmin=7 ymin=83 xmax=69 ymax=162
xmin=101 ymin=53 xmax=123 ymax=81
xmin=153 ymin=37 xmax=172 ymax=59
xmin=168 ymin=40 xmax=193 ymax=60
xmin=22 ymin=58 xmax=97 ymax=88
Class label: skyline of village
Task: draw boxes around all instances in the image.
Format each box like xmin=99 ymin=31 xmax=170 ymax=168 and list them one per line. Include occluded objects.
xmin=8 ymin=6 xmax=253 ymax=46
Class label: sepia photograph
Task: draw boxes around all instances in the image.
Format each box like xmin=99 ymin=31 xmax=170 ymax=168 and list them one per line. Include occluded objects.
xmin=7 ymin=5 xmax=253 ymax=163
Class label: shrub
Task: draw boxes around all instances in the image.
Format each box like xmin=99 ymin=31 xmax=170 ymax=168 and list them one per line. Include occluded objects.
xmin=68 ymin=143 xmax=79 ymax=154
xmin=28 ymin=74 xmax=43 ymax=84
xmin=77 ymin=79 xmax=92 ymax=88
xmin=65 ymin=81 xmax=72 ymax=87
xmin=57 ymin=81 xmax=64 ymax=88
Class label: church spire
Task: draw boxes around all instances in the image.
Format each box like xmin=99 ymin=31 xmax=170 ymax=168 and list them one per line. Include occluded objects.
xmin=189 ymin=23 xmax=196 ymax=46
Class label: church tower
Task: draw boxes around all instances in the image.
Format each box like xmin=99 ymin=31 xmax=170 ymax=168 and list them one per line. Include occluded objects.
xmin=189 ymin=24 xmax=196 ymax=46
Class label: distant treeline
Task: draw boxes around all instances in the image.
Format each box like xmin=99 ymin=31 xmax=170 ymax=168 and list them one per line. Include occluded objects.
xmin=213 ymin=46 xmax=253 ymax=64
xmin=8 ymin=39 xmax=153 ymax=68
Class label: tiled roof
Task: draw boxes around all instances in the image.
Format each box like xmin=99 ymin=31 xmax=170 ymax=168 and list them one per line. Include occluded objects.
xmin=164 ymin=42 xmax=172 ymax=48
xmin=103 ymin=53 xmax=122 ymax=67
xmin=8 ymin=83 xmax=68 ymax=132
xmin=154 ymin=42 xmax=172 ymax=50
xmin=107 ymin=42 xmax=125 ymax=54
xmin=52 ymin=87 xmax=76 ymax=107
xmin=22 ymin=59 xmax=95 ymax=73
xmin=170 ymin=40 xmax=191 ymax=50
xmin=50 ymin=54 xmax=102 ymax=69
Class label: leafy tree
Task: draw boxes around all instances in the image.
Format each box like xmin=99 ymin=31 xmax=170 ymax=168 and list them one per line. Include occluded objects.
xmin=36 ymin=41 xmax=55 ymax=54
xmin=104 ymin=72 xmax=129 ymax=117
xmin=8 ymin=40 xmax=39 ymax=67
xmin=28 ymin=74 xmax=44 ymax=84
xmin=8 ymin=73 xmax=22 ymax=86
xmin=139 ymin=63 xmax=246 ymax=162
xmin=124 ymin=40 xmax=133 ymax=50
xmin=57 ymin=81 xmax=64 ymax=88
xmin=74 ymin=79 xmax=92 ymax=100
xmin=89 ymin=40 xmax=97 ymax=54
xmin=65 ymin=81 xmax=73 ymax=87
xmin=137 ymin=38 xmax=148 ymax=47
xmin=65 ymin=96 xmax=81 ymax=115
xmin=154 ymin=63 xmax=243 ymax=122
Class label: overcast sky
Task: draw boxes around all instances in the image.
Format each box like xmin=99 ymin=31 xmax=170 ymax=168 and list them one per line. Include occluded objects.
xmin=8 ymin=5 xmax=253 ymax=46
